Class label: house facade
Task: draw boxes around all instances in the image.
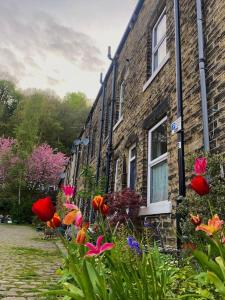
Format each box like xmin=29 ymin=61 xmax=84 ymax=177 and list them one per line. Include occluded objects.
xmin=64 ymin=0 xmax=225 ymax=248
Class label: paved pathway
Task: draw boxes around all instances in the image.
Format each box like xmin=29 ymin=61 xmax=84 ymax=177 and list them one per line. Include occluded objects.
xmin=0 ymin=224 xmax=61 ymax=300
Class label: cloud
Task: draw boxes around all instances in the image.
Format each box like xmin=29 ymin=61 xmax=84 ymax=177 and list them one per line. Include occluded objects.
xmin=36 ymin=12 xmax=104 ymax=71
xmin=47 ymin=76 xmax=63 ymax=86
xmin=0 ymin=48 xmax=26 ymax=78
xmin=0 ymin=3 xmax=104 ymax=87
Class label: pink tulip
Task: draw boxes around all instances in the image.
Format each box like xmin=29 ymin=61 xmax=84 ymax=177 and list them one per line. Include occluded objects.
xmin=194 ymin=157 xmax=207 ymax=175
xmin=75 ymin=213 xmax=83 ymax=228
xmin=64 ymin=202 xmax=78 ymax=210
xmin=62 ymin=185 xmax=75 ymax=197
xmin=85 ymin=235 xmax=114 ymax=257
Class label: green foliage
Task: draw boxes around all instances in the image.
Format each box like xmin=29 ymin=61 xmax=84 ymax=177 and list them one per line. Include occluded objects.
xmin=0 ymin=79 xmax=22 ymax=136
xmin=77 ymin=166 xmax=106 ymax=201
xmin=44 ymin=232 xmax=219 ymax=300
xmin=193 ymin=236 xmax=225 ymax=299
xmin=178 ymin=152 xmax=225 ymax=244
xmin=0 ymin=79 xmax=90 ymax=222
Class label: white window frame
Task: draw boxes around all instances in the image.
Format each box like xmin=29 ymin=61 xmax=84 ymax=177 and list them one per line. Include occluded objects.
xmin=152 ymin=8 xmax=167 ymax=74
xmin=146 ymin=116 xmax=171 ymax=215
xmin=113 ymin=81 xmax=124 ymax=131
xmin=114 ymin=158 xmax=120 ymax=192
xmin=128 ymin=144 xmax=136 ymax=188
xmin=119 ymin=81 xmax=124 ymax=119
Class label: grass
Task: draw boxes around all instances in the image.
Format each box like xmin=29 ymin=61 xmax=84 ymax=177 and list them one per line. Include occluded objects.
xmin=12 ymin=246 xmax=60 ymax=257
xmin=19 ymin=269 xmax=39 ymax=279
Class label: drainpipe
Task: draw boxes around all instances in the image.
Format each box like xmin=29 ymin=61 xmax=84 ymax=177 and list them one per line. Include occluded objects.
xmin=174 ymin=0 xmax=186 ymax=251
xmin=96 ymin=73 xmax=106 ymax=183
xmin=196 ymin=0 xmax=210 ymax=152
xmin=105 ymin=46 xmax=117 ymax=193
xmin=86 ymin=116 xmax=92 ymax=165
xmin=74 ymin=144 xmax=81 ymax=186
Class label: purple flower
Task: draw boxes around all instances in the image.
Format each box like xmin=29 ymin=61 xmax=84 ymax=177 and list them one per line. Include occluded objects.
xmin=127 ymin=236 xmax=142 ymax=255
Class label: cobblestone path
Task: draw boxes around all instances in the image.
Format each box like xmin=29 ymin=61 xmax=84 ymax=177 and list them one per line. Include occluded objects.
xmin=0 ymin=224 xmax=61 ymax=300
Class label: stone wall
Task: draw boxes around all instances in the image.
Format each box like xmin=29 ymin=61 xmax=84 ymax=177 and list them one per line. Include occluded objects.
xmin=65 ymin=0 xmax=225 ymax=248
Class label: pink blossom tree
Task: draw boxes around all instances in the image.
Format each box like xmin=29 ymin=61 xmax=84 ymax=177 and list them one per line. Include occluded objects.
xmin=26 ymin=143 xmax=68 ymax=190
xmin=0 ymin=137 xmax=16 ymax=185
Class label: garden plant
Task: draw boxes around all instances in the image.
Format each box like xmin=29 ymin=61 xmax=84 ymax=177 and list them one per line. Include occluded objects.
xmin=32 ymin=156 xmax=225 ymax=299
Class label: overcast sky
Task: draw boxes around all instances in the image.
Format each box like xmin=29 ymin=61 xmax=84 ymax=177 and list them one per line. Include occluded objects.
xmin=0 ymin=0 xmax=137 ymax=100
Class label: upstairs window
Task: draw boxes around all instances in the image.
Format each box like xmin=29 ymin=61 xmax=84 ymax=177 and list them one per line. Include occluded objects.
xmin=118 ymin=81 xmax=124 ymax=120
xmin=114 ymin=158 xmax=120 ymax=192
xmin=104 ymin=101 xmax=110 ymax=139
xmin=91 ymin=127 xmax=96 ymax=158
xmin=152 ymin=9 xmax=167 ymax=73
xmin=128 ymin=144 xmax=136 ymax=190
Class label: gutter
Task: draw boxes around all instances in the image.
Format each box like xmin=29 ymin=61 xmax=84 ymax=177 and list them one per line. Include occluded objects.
xmin=79 ymin=0 xmax=144 ymax=139
xmin=196 ymin=0 xmax=210 ymax=152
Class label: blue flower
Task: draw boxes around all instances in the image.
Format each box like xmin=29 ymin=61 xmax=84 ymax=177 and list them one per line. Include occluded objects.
xmin=127 ymin=236 xmax=142 ymax=255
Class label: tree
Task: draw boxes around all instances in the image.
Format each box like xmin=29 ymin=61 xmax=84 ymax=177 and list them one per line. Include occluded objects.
xmin=0 ymin=80 xmax=22 ymax=136
xmin=0 ymin=137 xmax=16 ymax=185
xmin=58 ymin=92 xmax=90 ymax=152
xmin=26 ymin=143 xmax=68 ymax=190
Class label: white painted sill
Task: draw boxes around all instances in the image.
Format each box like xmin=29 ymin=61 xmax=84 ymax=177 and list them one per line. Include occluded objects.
xmin=139 ymin=200 xmax=171 ymax=216
xmin=113 ymin=116 xmax=123 ymax=131
xmin=143 ymin=53 xmax=170 ymax=92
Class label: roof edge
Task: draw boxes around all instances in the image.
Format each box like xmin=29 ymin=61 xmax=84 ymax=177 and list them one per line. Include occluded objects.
xmin=79 ymin=0 xmax=145 ymax=138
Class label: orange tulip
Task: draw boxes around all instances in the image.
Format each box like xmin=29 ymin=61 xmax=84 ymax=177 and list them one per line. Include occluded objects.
xmin=76 ymin=223 xmax=89 ymax=244
xmin=190 ymin=214 xmax=202 ymax=226
xmin=92 ymin=195 xmax=104 ymax=210
xmin=47 ymin=213 xmax=61 ymax=228
xmin=52 ymin=213 xmax=61 ymax=227
xmin=196 ymin=214 xmax=224 ymax=236
xmin=63 ymin=209 xmax=79 ymax=225
xmin=182 ymin=242 xmax=197 ymax=251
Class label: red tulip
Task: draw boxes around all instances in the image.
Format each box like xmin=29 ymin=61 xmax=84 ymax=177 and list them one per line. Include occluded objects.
xmin=189 ymin=176 xmax=209 ymax=196
xmin=100 ymin=204 xmax=110 ymax=216
xmin=32 ymin=197 xmax=55 ymax=222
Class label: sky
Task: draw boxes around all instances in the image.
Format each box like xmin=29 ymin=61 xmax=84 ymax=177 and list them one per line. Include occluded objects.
xmin=0 ymin=0 xmax=137 ymax=100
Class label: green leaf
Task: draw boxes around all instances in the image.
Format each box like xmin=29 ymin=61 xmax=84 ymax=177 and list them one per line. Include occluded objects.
xmin=193 ymin=250 xmax=224 ymax=280
xmin=207 ymin=271 xmax=225 ymax=297
xmin=215 ymin=256 xmax=225 ymax=280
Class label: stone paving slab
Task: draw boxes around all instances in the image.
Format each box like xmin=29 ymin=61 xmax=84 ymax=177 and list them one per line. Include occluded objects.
xmin=0 ymin=225 xmax=62 ymax=300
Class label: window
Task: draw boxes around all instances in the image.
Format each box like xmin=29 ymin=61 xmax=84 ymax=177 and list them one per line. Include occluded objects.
xmin=114 ymin=158 xmax=120 ymax=192
xmin=152 ymin=9 xmax=167 ymax=73
xmin=147 ymin=117 xmax=170 ymax=214
xmin=119 ymin=81 xmax=124 ymax=119
xmin=91 ymin=128 xmax=96 ymax=158
xmin=104 ymin=101 xmax=110 ymax=139
xmin=128 ymin=145 xmax=136 ymax=190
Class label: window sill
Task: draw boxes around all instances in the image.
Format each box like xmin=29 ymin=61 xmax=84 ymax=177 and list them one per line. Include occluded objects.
xmin=113 ymin=116 xmax=123 ymax=131
xmin=143 ymin=53 xmax=170 ymax=92
xmin=139 ymin=200 xmax=171 ymax=216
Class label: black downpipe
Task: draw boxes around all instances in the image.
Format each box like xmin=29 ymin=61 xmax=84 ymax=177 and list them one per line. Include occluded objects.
xmin=96 ymin=74 xmax=106 ymax=183
xmin=105 ymin=49 xmax=117 ymax=193
xmin=86 ymin=116 xmax=92 ymax=165
xmin=74 ymin=144 xmax=81 ymax=186
xmin=174 ymin=0 xmax=186 ymax=250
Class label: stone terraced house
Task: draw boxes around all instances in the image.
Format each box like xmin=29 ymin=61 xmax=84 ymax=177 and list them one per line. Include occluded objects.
xmin=63 ymin=0 xmax=225 ymax=248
